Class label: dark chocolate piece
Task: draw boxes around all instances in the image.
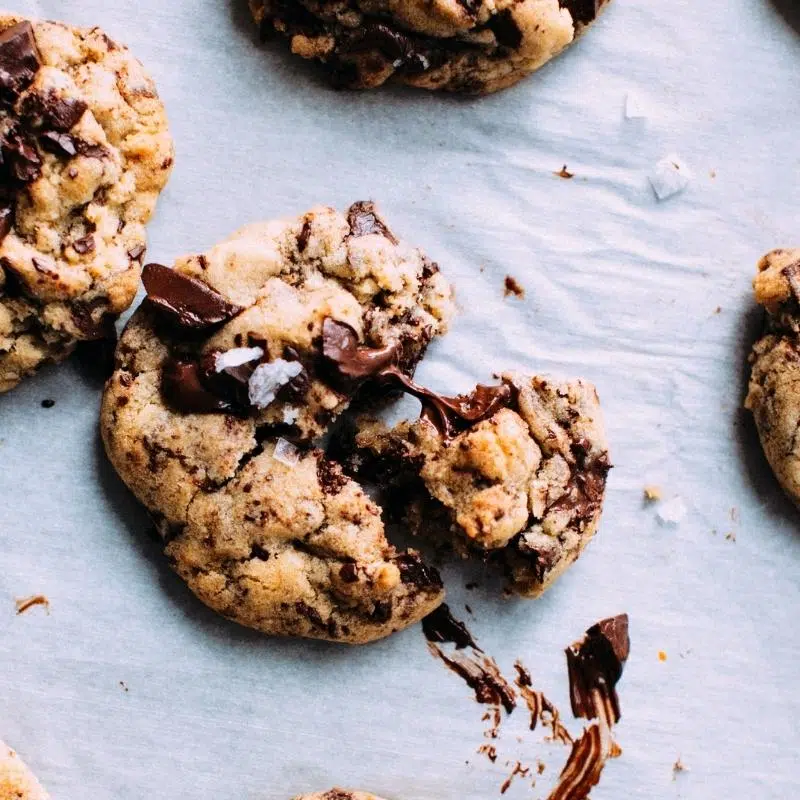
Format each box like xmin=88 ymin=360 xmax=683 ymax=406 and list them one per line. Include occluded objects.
xmin=395 ymin=552 xmax=443 ymax=589
xmin=38 ymin=130 xmax=77 ymax=157
xmin=161 ymin=358 xmax=232 ymax=414
xmin=142 ymin=263 xmax=244 ymax=330
xmin=321 ymin=317 xmax=399 ymax=379
xmin=72 ymin=234 xmax=94 ymax=254
xmin=560 ymin=0 xmax=603 ymax=26
xmin=21 ymin=91 xmax=87 ymax=131
xmin=422 ymin=603 xmax=478 ymax=650
xmin=346 ymin=200 xmax=398 ymax=244
xmin=488 ymin=9 xmax=523 ymax=49
xmin=2 ymin=131 xmax=41 ymax=183
xmin=0 ymin=22 xmax=41 ymax=101
xmin=566 ymin=614 xmax=629 ymax=724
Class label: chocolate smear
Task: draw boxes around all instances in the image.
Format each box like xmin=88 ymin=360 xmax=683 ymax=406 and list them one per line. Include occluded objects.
xmin=514 ymin=661 xmax=573 ymax=744
xmin=566 ymin=613 xmax=629 ymax=724
xmin=161 ymin=358 xmax=232 ymax=414
xmin=414 ymin=381 xmax=512 ymax=438
xmin=346 ymin=200 xmax=398 ymax=244
xmin=0 ymin=22 xmax=41 ymax=101
xmin=546 ymin=722 xmax=607 ymax=800
xmin=422 ymin=603 xmax=479 ymax=650
xmin=142 ymin=263 xmax=244 ymax=330
xmin=321 ymin=317 xmax=399 ymax=380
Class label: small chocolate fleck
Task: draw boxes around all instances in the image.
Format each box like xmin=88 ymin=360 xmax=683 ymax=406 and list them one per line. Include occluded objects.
xmin=142 ymin=263 xmax=244 ymax=330
xmin=297 ymin=216 xmax=312 ymax=252
xmin=504 ymin=275 xmax=525 ymax=299
xmin=346 ymin=200 xmax=398 ymax=244
xmin=40 ymin=398 xmax=55 ymax=408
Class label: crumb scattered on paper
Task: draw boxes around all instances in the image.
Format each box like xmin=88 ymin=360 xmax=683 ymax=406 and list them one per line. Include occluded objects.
xmin=119 ymin=681 xmax=129 ymax=693
xmin=15 ymin=595 xmax=50 ymax=615
xmin=730 ymin=507 xmax=739 ymax=522
xmin=713 ymin=306 xmax=721 ymax=314
xmin=709 ymin=169 xmax=716 ymax=179
xmin=656 ymin=496 xmax=687 ymax=526
xmin=624 ymin=92 xmax=648 ymax=119
xmin=501 ymin=762 xmax=530 ymax=794
xmin=673 ymin=757 xmax=687 ymax=779
xmin=658 ymin=650 xmax=668 ymax=662
xmin=725 ymin=532 xmax=737 ymax=542
xmin=554 ymin=165 xmax=575 ymax=179
xmin=504 ymin=275 xmax=525 ymax=299
xmin=649 ymin=155 xmax=693 ymax=201
xmin=40 ymin=399 xmax=55 ymax=409
xmin=643 ymin=485 xmax=662 ymax=502
xmin=478 ymin=744 xmax=498 ymax=763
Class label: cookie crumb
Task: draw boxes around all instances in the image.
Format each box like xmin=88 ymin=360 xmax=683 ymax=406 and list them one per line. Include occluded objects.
xmin=503 ymin=275 xmax=525 ymax=299
xmin=40 ymin=399 xmax=55 ymax=408
xmin=656 ymin=496 xmax=687 ymax=526
xmin=709 ymin=169 xmax=716 ymax=179
xmin=713 ymin=306 xmax=721 ymax=314
xmin=15 ymin=594 xmax=50 ymax=615
xmin=554 ymin=164 xmax=574 ymax=180
xmin=673 ymin=757 xmax=687 ymax=779
xmin=643 ymin=485 xmax=662 ymax=502
xmin=537 ymin=760 xmax=546 ymax=775
xmin=119 ymin=681 xmax=129 ymax=693
xmin=658 ymin=650 xmax=667 ymax=662
xmin=725 ymin=532 xmax=736 ymax=542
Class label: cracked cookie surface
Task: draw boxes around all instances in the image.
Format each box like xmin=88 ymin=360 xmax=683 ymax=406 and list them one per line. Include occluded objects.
xmin=745 ymin=248 xmax=800 ymax=505
xmin=250 ymin=0 xmax=613 ymax=94
xmin=0 ymin=15 xmax=173 ymax=392
xmin=347 ymin=371 xmax=610 ymax=596
xmin=0 ymin=740 xmax=48 ymax=800
xmin=101 ymin=202 xmax=452 ymax=644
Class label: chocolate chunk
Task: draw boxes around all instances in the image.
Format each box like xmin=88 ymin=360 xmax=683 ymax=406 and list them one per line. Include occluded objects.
xmin=128 ymin=244 xmax=146 ymax=260
xmin=488 ymin=10 xmax=523 ymax=49
xmin=0 ymin=22 xmax=41 ymax=101
xmin=566 ymin=614 xmax=630 ymax=724
xmin=2 ymin=131 xmax=41 ymax=182
xmin=422 ymin=603 xmax=478 ymax=650
xmin=161 ymin=358 xmax=232 ymax=414
xmin=560 ymin=0 xmax=602 ymax=26
xmin=295 ymin=600 xmax=327 ymax=630
xmin=21 ymin=91 xmax=87 ymax=131
xmin=297 ymin=216 xmax=312 ymax=252
xmin=396 ymin=552 xmax=443 ymax=589
xmin=339 ymin=562 xmax=359 ymax=583
xmin=142 ymin=263 xmax=244 ymax=330
xmin=346 ymin=200 xmax=398 ymax=244
xmin=370 ymin=600 xmax=392 ymax=622
xmin=321 ymin=317 xmax=399 ymax=380
xmin=0 ymin=203 xmax=12 ymax=243
xmin=38 ymin=130 xmax=77 ymax=157
xmin=72 ymin=234 xmax=94 ymax=254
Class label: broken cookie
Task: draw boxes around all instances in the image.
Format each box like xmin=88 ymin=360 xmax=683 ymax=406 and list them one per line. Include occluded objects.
xmin=101 ymin=202 xmax=453 ymax=644
xmin=0 ymin=15 xmax=173 ymax=392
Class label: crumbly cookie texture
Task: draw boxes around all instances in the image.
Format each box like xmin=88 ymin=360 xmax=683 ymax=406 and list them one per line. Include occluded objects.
xmin=349 ymin=371 xmax=610 ymax=597
xmin=0 ymin=740 xmax=49 ymax=800
xmin=294 ymin=792 xmax=385 ymax=800
xmin=250 ymin=0 xmax=612 ymax=94
xmin=0 ymin=15 xmax=173 ymax=392
xmin=101 ymin=202 xmax=453 ymax=644
xmin=745 ymin=248 xmax=800 ymax=504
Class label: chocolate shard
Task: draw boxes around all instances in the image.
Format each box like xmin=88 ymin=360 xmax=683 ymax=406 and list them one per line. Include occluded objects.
xmin=38 ymin=130 xmax=77 ymax=157
xmin=422 ymin=603 xmax=478 ymax=650
xmin=21 ymin=91 xmax=87 ymax=131
xmin=346 ymin=200 xmax=398 ymax=244
xmin=566 ymin=614 xmax=630 ymax=724
xmin=142 ymin=263 xmax=244 ymax=330
xmin=161 ymin=358 xmax=232 ymax=414
xmin=2 ymin=131 xmax=42 ymax=183
xmin=321 ymin=317 xmax=399 ymax=380
xmin=0 ymin=22 xmax=41 ymax=100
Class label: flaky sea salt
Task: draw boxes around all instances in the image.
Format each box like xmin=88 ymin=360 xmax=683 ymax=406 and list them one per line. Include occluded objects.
xmin=214 ymin=346 xmax=263 ymax=371
xmin=272 ymin=437 xmax=300 ymax=467
xmin=282 ymin=407 xmax=300 ymax=425
xmin=656 ymin=496 xmax=687 ymax=526
xmin=248 ymin=359 xmax=303 ymax=409
xmin=625 ymin=92 xmax=648 ymax=119
xmin=649 ymin=155 xmax=693 ymax=201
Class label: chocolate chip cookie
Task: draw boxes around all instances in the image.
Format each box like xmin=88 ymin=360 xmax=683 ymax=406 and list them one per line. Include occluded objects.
xmin=0 ymin=740 xmax=48 ymax=800
xmin=745 ymin=248 xmax=800 ymax=505
xmin=344 ymin=371 xmax=610 ymax=596
xmin=101 ymin=202 xmax=453 ymax=643
xmin=250 ymin=0 xmax=612 ymax=94
xmin=0 ymin=15 xmax=173 ymax=392
xmin=294 ymin=792 xmax=384 ymax=800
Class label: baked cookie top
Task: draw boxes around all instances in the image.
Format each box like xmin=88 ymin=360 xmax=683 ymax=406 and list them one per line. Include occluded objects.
xmin=347 ymin=371 xmax=610 ymax=597
xmin=0 ymin=740 xmax=49 ymax=800
xmin=746 ymin=248 xmax=800 ymax=505
xmin=250 ymin=0 xmax=612 ymax=94
xmin=101 ymin=202 xmax=452 ymax=644
xmin=0 ymin=15 xmax=173 ymax=392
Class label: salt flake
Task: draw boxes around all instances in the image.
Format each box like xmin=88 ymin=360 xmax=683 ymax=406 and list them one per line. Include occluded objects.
xmin=273 ymin=437 xmax=300 ymax=467
xmin=656 ymin=496 xmax=687 ymax=526
xmin=649 ymin=155 xmax=693 ymax=201
xmin=625 ymin=92 xmax=648 ymax=119
xmin=248 ymin=359 xmax=303 ymax=409
xmin=214 ymin=346 xmax=263 ymax=371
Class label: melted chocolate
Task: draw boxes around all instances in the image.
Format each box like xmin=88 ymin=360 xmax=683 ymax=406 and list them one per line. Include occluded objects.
xmin=161 ymin=358 xmax=232 ymax=413
xmin=142 ymin=263 xmax=244 ymax=330
xmin=422 ymin=603 xmax=479 ymax=650
xmin=321 ymin=317 xmax=399 ymax=379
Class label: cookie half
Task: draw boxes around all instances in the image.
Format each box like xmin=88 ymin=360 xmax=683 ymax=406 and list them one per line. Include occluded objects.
xmin=0 ymin=15 xmax=173 ymax=392
xmin=101 ymin=202 xmax=453 ymax=644
xmin=745 ymin=248 xmax=800 ymax=504
xmin=346 ymin=371 xmax=610 ymax=596
xmin=250 ymin=0 xmax=613 ymax=94
xmin=0 ymin=740 xmax=49 ymax=800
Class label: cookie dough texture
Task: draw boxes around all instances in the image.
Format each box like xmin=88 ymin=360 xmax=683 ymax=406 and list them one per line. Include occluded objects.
xmin=294 ymin=792 xmax=385 ymax=800
xmin=351 ymin=372 xmax=609 ymax=596
xmin=0 ymin=740 xmax=49 ymax=800
xmin=250 ymin=0 xmax=613 ymax=94
xmin=746 ymin=248 xmax=800 ymax=504
xmin=101 ymin=203 xmax=453 ymax=644
xmin=0 ymin=15 xmax=173 ymax=392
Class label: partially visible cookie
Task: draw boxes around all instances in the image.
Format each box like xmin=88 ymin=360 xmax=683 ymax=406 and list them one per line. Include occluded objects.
xmin=294 ymin=792 xmax=385 ymax=800
xmin=250 ymin=0 xmax=613 ymax=94
xmin=745 ymin=248 xmax=800 ymax=504
xmin=347 ymin=371 xmax=610 ymax=597
xmin=101 ymin=202 xmax=452 ymax=644
xmin=0 ymin=15 xmax=173 ymax=392
xmin=0 ymin=740 xmax=49 ymax=800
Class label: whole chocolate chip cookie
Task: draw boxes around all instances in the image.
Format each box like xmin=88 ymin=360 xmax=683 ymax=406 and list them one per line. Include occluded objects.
xmin=745 ymin=248 xmax=800 ymax=505
xmin=101 ymin=202 xmax=453 ymax=644
xmin=0 ymin=740 xmax=48 ymax=800
xmin=345 ymin=371 xmax=610 ymax=596
xmin=250 ymin=0 xmax=612 ymax=94
xmin=294 ymin=793 xmax=385 ymax=800
xmin=0 ymin=15 xmax=173 ymax=392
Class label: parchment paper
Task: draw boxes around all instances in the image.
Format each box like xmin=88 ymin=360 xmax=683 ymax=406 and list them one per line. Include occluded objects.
xmin=1 ymin=1 xmax=799 ymax=798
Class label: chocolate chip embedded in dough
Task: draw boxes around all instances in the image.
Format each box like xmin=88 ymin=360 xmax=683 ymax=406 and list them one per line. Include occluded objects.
xmin=346 ymin=200 xmax=398 ymax=244
xmin=20 ymin=91 xmax=87 ymax=131
xmin=321 ymin=318 xmax=399 ymax=380
xmin=161 ymin=357 xmax=232 ymax=414
xmin=0 ymin=22 xmax=41 ymax=101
